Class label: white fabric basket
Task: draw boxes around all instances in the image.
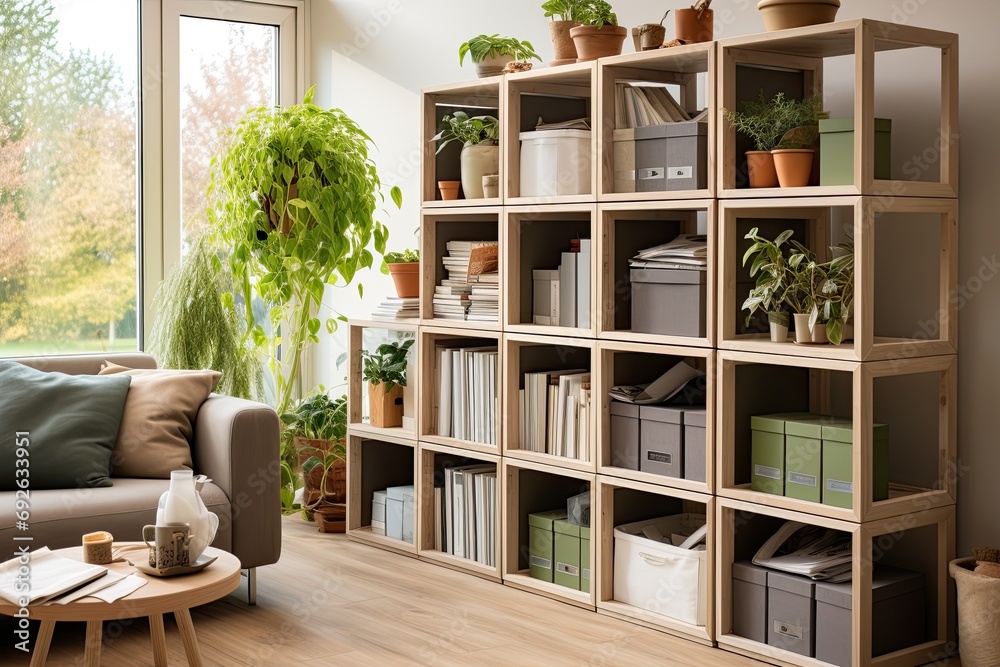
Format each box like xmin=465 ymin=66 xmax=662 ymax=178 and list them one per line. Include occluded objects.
xmin=519 ymin=129 xmax=591 ymax=198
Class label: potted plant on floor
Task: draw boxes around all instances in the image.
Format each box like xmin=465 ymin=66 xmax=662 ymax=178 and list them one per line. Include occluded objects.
xmin=432 ymin=111 xmax=500 ymax=200
xmin=459 ymin=34 xmax=541 ymax=78
xmin=542 ymin=0 xmax=583 ymax=65
xmin=282 ymin=392 xmax=348 ymax=532
xmin=385 ymin=249 xmax=420 ymax=299
xmin=757 ymin=0 xmax=840 ymax=32
xmin=362 ymin=339 xmax=414 ymax=428
xmin=570 ymin=0 xmax=628 ymax=61
xmin=741 ymin=227 xmax=794 ymax=342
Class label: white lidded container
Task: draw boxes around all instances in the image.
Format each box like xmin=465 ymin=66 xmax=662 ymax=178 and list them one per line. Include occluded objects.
xmin=613 ymin=513 xmax=707 ymax=626
xmin=519 ymin=129 xmax=591 ymax=197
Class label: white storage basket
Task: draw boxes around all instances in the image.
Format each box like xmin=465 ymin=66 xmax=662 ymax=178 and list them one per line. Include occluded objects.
xmin=519 ymin=129 xmax=591 ymax=198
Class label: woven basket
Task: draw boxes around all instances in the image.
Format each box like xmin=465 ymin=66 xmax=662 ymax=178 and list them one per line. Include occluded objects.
xmin=950 ymin=557 xmax=1000 ymax=667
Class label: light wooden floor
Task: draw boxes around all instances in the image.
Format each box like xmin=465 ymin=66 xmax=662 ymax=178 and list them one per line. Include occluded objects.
xmin=0 ymin=516 xmax=960 ymax=666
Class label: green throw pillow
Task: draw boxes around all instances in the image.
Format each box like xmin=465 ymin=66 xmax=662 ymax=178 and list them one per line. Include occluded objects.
xmin=0 ymin=361 xmax=132 ymax=490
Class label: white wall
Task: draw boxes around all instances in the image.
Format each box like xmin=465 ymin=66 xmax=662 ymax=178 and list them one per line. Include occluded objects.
xmin=310 ymin=0 xmax=1000 ymax=555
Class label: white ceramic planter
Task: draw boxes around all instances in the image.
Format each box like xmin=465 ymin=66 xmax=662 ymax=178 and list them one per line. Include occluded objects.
xmin=461 ymin=144 xmax=499 ymax=199
xmin=793 ymin=313 xmax=829 ymax=344
xmin=769 ymin=321 xmax=789 ymax=343
xmin=474 ymin=54 xmax=510 ymax=78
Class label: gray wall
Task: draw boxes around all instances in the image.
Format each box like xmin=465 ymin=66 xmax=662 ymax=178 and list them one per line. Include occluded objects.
xmin=310 ymin=0 xmax=1000 ymax=555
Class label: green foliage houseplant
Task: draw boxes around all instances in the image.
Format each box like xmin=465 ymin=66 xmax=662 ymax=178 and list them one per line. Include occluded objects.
xmin=570 ymin=0 xmax=627 ymax=61
xmin=542 ymin=0 xmax=584 ymax=65
xmin=385 ymin=249 xmax=420 ymax=299
xmin=459 ymin=34 xmax=541 ymax=78
xmin=362 ymin=339 xmax=414 ymax=428
xmin=432 ymin=111 xmax=500 ymax=200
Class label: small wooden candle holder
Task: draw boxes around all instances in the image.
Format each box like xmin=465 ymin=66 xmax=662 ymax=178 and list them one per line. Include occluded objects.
xmin=82 ymin=531 xmax=114 ymax=565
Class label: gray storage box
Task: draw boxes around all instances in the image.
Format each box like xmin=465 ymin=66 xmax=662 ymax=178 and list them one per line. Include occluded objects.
xmin=733 ymin=561 xmax=769 ymax=643
xmin=610 ymin=402 xmax=640 ymax=470
xmin=815 ymin=567 xmax=926 ymax=666
xmin=639 ymin=405 xmax=684 ymax=478
xmin=634 ymin=121 xmax=708 ymax=192
xmin=683 ymin=407 xmax=707 ymax=482
xmin=386 ymin=485 xmax=415 ymax=544
xmin=767 ymin=571 xmax=816 ymax=657
xmin=631 ymin=268 xmax=707 ymax=338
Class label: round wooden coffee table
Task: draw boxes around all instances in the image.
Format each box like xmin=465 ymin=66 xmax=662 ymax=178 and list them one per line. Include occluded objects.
xmin=0 ymin=543 xmax=241 ymax=667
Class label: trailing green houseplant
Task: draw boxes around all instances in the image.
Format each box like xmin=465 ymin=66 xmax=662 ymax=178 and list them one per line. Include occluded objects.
xmin=741 ymin=227 xmax=795 ymax=342
xmin=570 ymin=1 xmax=628 ymax=62
xmin=787 ymin=241 xmax=854 ymax=345
xmin=459 ymin=34 xmax=541 ymax=78
xmin=432 ymin=111 xmax=500 ymax=200
xmin=362 ymin=339 xmax=414 ymax=428
xmin=280 ymin=392 xmax=348 ymax=521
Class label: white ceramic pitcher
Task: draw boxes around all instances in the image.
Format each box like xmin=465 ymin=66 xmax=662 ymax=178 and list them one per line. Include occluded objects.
xmin=156 ymin=470 xmax=219 ymax=562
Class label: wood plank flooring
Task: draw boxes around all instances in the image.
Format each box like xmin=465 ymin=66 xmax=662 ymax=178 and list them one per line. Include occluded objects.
xmin=0 ymin=516 xmax=960 ymax=666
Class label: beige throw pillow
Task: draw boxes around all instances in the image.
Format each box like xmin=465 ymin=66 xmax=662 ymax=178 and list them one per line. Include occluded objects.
xmin=99 ymin=362 xmax=222 ymax=478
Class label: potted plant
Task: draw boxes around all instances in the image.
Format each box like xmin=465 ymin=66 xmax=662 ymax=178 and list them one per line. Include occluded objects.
xmin=385 ymin=249 xmax=420 ymax=299
xmin=432 ymin=111 xmax=500 ymax=200
xmin=771 ymin=95 xmax=827 ymax=187
xmin=459 ymin=34 xmax=541 ymax=78
xmin=570 ymin=0 xmax=628 ymax=62
xmin=786 ymin=239 xmax=854 ymax=345
xmin=633 ymin=11 xmax=668 ymax=52
xmin=281 ymin=392 xmax=348 ymax=532
xmin=722 ymin=92 xmax=784 ymax=188
xmin=362 ymin=339 xmax=414 ymax=428
xmin=741 ymin=227 xmax=794 ymax=342
xmin=757 ymin=0 xmax=840 ymax=32
xmin=675 ymin=0 xmax=714 ymax=43
xmin=542 ymin=0 xmax=583 ymax=65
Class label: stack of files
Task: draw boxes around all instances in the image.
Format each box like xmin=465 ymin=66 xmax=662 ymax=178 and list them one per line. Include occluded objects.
xmin=434 ymin=345 xmax=499 ymax=445
xmin=753 ymin=521 xmax=854 ymax=582
xmin=608 ymin=361 xmax=705 ymax=404
xmin=629 ymin=234 xmax=708 ymax=271
xmin=433 ymin=464 xmax=497 ymax=567
xmin=371 ymin=296 xmax=419 ymax=322
xmin=434 ymin=241 xmax=499 ymax=321
xmin=534 ymin=117 xmax=591 ymax=131
xmin=518 ymin=369 xmax=592 ymax=460
xmin=532 ymin=238 xmax=591 ymax=328
xmin=467 ymin=271 xmax=499 ymax=322
xmin=615 ymin=83 xmax=705 ymax=128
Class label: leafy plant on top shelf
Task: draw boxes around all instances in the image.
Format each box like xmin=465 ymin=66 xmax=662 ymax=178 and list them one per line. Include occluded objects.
xmin=459 ymin=34 xmax=541 ymax=66
xmin=362 ymin=339 xmax=415 ymax=390
xmin=542 ymin=0 xmax=584 ymax=21
xmin=432 ymin=111 xmax=500 ymax=153
xmin=577 ymin=0 xmax=619 ymax=28
xmin=384 ymin=249 xmax=419 ymax=264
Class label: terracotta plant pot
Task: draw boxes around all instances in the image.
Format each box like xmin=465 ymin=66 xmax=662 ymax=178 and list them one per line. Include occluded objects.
xmin=548 ymin=20 xmax=580 ymax=65
xmin=388 ymin=261 xmax=420 ymax=298
xmin=438 ymin=180 xmax=461 ymax=200
xmin=474 ymin=54 xmax=511 ymax=78
xmin=773 ymin=148 xmax=815 ymax=187
xmin=314 ymin=503 xmax=346 ymax=533
xmin=368 ymin=382 xmax=404 ymax=428
xmin=675 ymin=8 xmax=714 ymax=43
xmin=295 ymin=438 xmax=346 ymax=507
xmin=570 ymin=24 xmax=628 ymax=62
xmin=460 ymin=144 xmax=499 ymax=199
xmin=632 ymin=24 xmax=666 ymax=51
xmin=757 ymin=0 xmax=840 ymax=31
xmin=746 ymin=150 xmax=779 ymax=188
xmin=951 ymin=557 xmax=1000 ymax=667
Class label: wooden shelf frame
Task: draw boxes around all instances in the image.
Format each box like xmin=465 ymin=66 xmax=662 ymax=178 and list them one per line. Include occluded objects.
xmin=347 ymin=320 xmax=420 ymax=440
xmin=595 ymin=475 xmax=716 ymax=645
xmin=421 ymin=77 xmax=504 ymax=207
xmin=503 ymin=61 xmax=598 ymax=205
xmin=417 ymin=325 xmax=503 ymax=455
xmin=717 ymin=19 xmax=959 ymax=199
xmin=419 ymin=206 xmax=503 ymax=332
xmin=716 ymin=349 xmax=957 ymax=523
xmin=504 ymin=203 xmax=599 ymax=338
xmin=501 ymin=457 xmax=596 ymax=609
xmin=502 ymin=332 xmax=598 ymax=473
xmin=596 ymin=42 xmax=717 ymax=202
xmin=597 ymin=200 xmax=716 ymax=348
xmin=595 ymin=340 xmax=715 ymax=494
xmin=718 ymin=196 xmax=958 ymax=363
xmin=346 ymin=432 xmax=419 ymax=557
xmin=715 ymin=498 xmax=955 ymax=667
xmin=416 ymin=441 xmax=503 ymax=582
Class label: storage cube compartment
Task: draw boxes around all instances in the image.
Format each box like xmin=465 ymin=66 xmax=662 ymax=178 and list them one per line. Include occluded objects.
xmin=421 ymin=79 xmax=502 ymax=206
xmin=717 ymin=20 xmax=958 ymax=198
xmin=595 ymin=476 xmax=714 ymax=644
xmin=416 ymin=442 xmax=501 ymax=581
xmin=597 ymin=341 xmax=713 ymax=493
xmin=716 ymin=499 xmax=953 ymax=667
xmin=504 ymin=62 xmax=596 ymax=203
xmin=347 ymin=321 xmax=419 ymax=437
xmin=419 ymin=208 xmax=502 ymax=330
xmin=597 ymin=203 xmax=715 ymax=347
xmin=719 ymin=351 xmax=957 ymax=522
xmin=505 ymin=205 xmax=596 ymax=335
xmin=718 ymin=197 xmax=958 ymax=362
xmin=597 ymin=43 xmax=715 ymax=200
xmin=347 ymin=434 xmax=418 ymax=556
xmin=503 ymin=334 xmax=595 ymax=471
xmin=502 ymin=459 xmax=595 ymax=608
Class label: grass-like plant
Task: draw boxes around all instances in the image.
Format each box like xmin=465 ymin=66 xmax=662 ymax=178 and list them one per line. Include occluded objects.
xmin=542 ymin=0 xmax=584 ymax=21
xmin=432 ymin=111 xmax=500 ymax=153
xmin=362 ymin=339 xmax=414 ymax=391
xmin=459 ymin=35 xmax=541 ymax=66
xmin=577 ymin=0 xmax=619 ymax=28
xmin=384 ymin=249 xmax=419 ymax=264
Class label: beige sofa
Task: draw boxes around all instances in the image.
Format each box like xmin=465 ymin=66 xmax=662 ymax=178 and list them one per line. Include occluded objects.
xmin=1 ymin=353 xmax=281 ymax=603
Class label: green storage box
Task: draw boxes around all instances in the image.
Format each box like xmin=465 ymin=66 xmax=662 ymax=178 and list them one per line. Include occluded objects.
xmin=580 ymin=525 xmax=591 ymax=593
xmin=821 ymin=419 xmax=890 ymax=509
xmin=554 ymin=519 xmax=582 ymax=590
xmin=751 ymin=413 xmax=813 ymax=496
xmin=785 ymin=417 xmax=824 ymax=503
xmin=819 ymin=117 xmax=892 ymax=186
xmin=528 ymin=510 xmax=566 ymax=582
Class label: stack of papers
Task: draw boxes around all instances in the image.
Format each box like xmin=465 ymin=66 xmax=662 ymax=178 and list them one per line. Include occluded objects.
xmin=609 ymin=361 xmax=704 ymax=405
xmin=753 ymin=521 xmax=854 ymax=582
xmin=629 ymin=234 xmax=708 ymax=271
xmin=0 ymin=547 xmax=148 ymax=606
xmin=533 ymin=117 xmax=591 ymax=131
xmin=372 ymin=297 xmax=419 ymax=322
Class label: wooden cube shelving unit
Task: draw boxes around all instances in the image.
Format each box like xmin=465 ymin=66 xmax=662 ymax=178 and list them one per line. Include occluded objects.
xmin=347 ymin=320 xmax=420 ymax=441
xmin=346 ymin=432 xmax=419 ymax=557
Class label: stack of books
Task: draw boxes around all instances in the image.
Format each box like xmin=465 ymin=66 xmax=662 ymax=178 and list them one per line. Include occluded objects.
xmin=434 ymin=241 xmax=499 ymax=321
xmin=371 ymin=297 xmax=419 ymax=322
xmin=434 ymin=345 xmax=498 ymax=446
xmin=532 ymin=238 xmax=591 ymax=328
xmin=519 ymin=369 xmax=592 ymax=460
xmin=433 ymin=464 xmax=497 ymax=567
xmin=629 ymin=234 xmax=708 ymax=271
xmin=467 ymin=272 xmax=499 ymax=322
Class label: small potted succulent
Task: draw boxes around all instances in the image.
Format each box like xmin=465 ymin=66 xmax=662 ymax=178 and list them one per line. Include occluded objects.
xmin=542 ymin=0 xmax=583 ymax=65
xmin=362 ymin=339 xmax=414 ymax=428
xmin=432 ymin=111 xmax=500 ymax=200
xmin=459 ymin=34 xmax=541 ymax=78
xmin=570 ymin=0 xmax=628 ymax=62
xmin=385 ymin=249 xmax=420 ymax=299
